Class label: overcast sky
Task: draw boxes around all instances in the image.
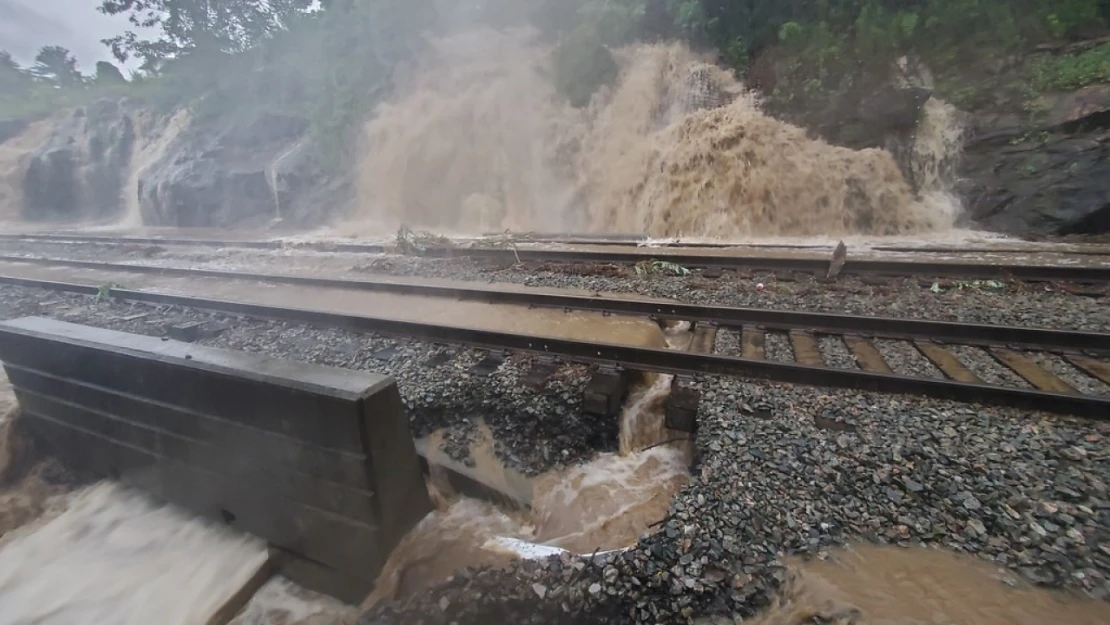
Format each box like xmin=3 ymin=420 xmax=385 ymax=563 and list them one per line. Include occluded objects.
xmin=0 ymin=0 xmax=138 ymax=72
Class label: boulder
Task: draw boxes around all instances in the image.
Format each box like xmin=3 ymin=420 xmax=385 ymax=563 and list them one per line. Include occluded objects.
xmin=22 ymin=100 xmax=134 ymax=221
xmin=855 ymin=84 xmax=933 ymax=135
xmin=1040 ymin=84 xmax=1110 ymax=128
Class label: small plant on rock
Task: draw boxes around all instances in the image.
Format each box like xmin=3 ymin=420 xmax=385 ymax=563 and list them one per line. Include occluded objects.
xmin=96 ymin=282 xmax=123 ymax=302
xmin=635 ymin=260 xmax=692 ymax=277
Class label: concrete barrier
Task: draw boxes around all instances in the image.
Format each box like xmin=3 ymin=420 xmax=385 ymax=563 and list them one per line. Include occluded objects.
xmin=0 ymin=317 xmax=432 ymax=604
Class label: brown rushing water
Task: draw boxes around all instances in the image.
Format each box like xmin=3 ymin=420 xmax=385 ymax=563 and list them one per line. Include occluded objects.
xmin=367 ymin=324 xmax=695 ymax=608
xmin=356 ymin=31 xmax=960 ymax=238
xmin=739 ymin=545 xmax=1110 ymax=625
xmin=366 ymin=407 xmax=692 ymax=607
xmin=0 ymin=483 xmax=269 ymax=625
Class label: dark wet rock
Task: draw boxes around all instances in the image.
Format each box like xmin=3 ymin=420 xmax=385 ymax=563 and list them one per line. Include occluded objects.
xmin=138 ymin=111 xmax=348 ymax=229
xmin=769 ymin=68 xmax=934 ymax=192
xmin=22 ymin=99 xmax=134 ymax=221
xmin=1040 ymin=84 xmax=1110 ymax=129
xmin=855 ymin=85 xmax=934 ymax=135
xmin=959 ymin=100 xmax=1110 ymax=236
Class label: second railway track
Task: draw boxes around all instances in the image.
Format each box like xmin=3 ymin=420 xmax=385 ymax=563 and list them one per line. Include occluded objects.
xmin=0 ymin=255 xmax=1106 ymax=419
xmin=1 ymin=232 xmax=1108 ymax=283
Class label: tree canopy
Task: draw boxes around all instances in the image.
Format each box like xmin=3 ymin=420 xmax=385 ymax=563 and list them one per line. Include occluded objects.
xmin=98 ymin=0 xmax=317 ymax=68
xmin=0 ymin=51 xmax=32 ymax=95
xmin=30 ymin=46 xmax=82 ymax=87
xmin=3 ymin=0 xmax=1109 ymax=158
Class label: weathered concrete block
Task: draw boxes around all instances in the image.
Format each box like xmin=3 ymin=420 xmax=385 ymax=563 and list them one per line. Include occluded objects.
xmin=583 ymin=366 xmax=630 ymax=418
xmin=665 ymin=376 xmax=700 ymax=434
xmin=0 ymin=317 xmax=432 ymax=603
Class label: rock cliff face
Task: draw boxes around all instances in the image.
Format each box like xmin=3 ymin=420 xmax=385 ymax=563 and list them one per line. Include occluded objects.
xmin=0 ymin=80 xmax=1107 ymax=236
xmin=958 ymin=84 xmax=1110 ymax=236
xmin=768 ymin=65 xmax=1109 ymax=237
xmin=136 ymin=111 xmax=346 ymax=229
xmin=1 ymin=100 xmax=349 ymax=230
xmin=22 ymin=100 xmax=134 ymax=222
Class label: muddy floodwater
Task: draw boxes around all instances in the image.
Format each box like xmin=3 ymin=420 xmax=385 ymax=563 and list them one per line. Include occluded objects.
xmin=738 ymin=545 xmax=1110 ymax=625
xmin=367 ymin=383 xmax=693 ymax=606
xmin=0 ymin=483 xmax=268 ymax=625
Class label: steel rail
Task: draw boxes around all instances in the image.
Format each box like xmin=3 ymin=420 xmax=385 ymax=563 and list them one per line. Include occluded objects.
xmin=0 ymin=273 xmax=1106 ymax=419
xmin=1 ymin=233 xmax=1107 ymax=282
xmin=0 ymin=255 xmax=1106 ymax=354
xmin=476 ymin=233 xmax=1110 ymax=256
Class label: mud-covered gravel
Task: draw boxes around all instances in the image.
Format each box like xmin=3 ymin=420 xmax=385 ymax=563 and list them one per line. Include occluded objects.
xmin=370 ymin=258 xmax=1110 ymax=333
xmin=362 ymin=379 xmax=1110 ymax=624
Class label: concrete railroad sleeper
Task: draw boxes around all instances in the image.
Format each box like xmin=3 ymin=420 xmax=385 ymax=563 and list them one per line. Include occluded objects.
xmin=0 ymin=233 xmax=1107 ymax=283
xmin=0 ymin=273 xmax=1107 ymax=420
xmin=0 ymin=255 xmax=1106 ymax=354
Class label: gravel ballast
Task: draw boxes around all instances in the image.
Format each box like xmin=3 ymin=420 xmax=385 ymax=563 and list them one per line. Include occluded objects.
xmin=817 ymin=336 xmax=855 ymax=369
xmin=873 ymin=339 xmax=946 ymax=379
xmin=948 ymin=345 xmax=1033 ymax=388
xmin=764 ymin=332 xmax=793 ymax=363
xmin=1 ymin=282 xmax=1107 ymax=624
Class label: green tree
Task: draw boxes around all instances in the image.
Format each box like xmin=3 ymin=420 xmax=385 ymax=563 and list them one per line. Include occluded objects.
xmin=554 ymin=26 xmax=620 ymax=106
xmin=30 ymin=46 xmax=83 ymax=86
xmin=98 ymin=0 xmax=316 ymax=67
xmin=0 ymin=51 xmax=32 ymax=95
xmin=308 ymin=0 xmax=437 ymax=166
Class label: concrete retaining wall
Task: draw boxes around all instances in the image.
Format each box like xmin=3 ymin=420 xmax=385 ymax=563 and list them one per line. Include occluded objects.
xmin=0 ymin=317 xmax=432 ymax=603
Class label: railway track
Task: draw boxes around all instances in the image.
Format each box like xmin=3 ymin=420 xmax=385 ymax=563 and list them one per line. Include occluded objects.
xmin=1 ymin=232 xmax=1108 ymax=283
xmin=477 ymin=232 xmax=1110 ymax=256
xmin=0 ymin=256 xmax=1106 ymax=419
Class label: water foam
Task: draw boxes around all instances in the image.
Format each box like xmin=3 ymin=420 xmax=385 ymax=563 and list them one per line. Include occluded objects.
xmin=121 ymin=109 xmax=191 ymax=228
xmin=353 ymin=30 xmax=962 ymax=238
xmin=0 ymin=482 xmax=268 ymax=625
